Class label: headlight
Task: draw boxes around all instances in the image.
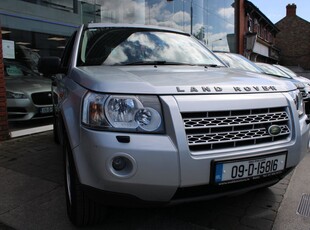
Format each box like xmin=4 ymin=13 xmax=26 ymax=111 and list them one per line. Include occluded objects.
xmin=6 ymin=91 xmax=27 ymax=99
xmin=290 ymin=90 xmax=305 ymax=116
xmin=82 ymin=92 xmax=164 ymax=133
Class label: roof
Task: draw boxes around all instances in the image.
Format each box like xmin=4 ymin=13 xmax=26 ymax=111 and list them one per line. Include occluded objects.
xmin=245 ymin=0 xmax=280 ymax=33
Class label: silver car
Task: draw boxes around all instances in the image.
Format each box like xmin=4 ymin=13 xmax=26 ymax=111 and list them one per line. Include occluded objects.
xmin=39 ymin=24 xmax=309 ymax=226
xmin=5 ymin=61 xmax=53 ymax=121
xmin=256 ymin=62 xmax=310 ymax=103
xmin=214 ymin=52 xmax=310 ymax=113
xmin=273 ymin=64 xmax=310 ymax=93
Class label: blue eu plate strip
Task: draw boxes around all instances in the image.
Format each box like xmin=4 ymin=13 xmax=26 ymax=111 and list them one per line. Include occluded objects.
xmin=215 ymin=163 xmax=223 ymax=182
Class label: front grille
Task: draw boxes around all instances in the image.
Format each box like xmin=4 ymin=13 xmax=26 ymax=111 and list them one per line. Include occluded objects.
xmin=182 ymin=107 xmax=291 ymax=152
xmin=31 ymin=92 xmax=52 ymax=105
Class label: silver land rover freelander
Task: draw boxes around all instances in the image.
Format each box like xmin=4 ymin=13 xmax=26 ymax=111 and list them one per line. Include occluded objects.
xmin=38 ymin=23 xmax=310 ymax=226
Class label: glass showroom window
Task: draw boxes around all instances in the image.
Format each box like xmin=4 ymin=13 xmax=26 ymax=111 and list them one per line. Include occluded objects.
xmin=21 ymin=0 xmax=75 ymax=13
xmin=205 ymin=0 xmax=235 ymax=52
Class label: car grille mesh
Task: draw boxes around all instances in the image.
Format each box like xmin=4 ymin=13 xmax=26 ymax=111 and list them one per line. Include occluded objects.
xmin=182 ymin=107 xmax=291 ymax=151
xmin=31 ymin=92 xmax=52 ymax=105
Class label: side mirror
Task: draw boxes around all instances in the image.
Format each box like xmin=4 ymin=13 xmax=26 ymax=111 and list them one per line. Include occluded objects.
xmin=38 ymin=57 xmax=61 ymax=76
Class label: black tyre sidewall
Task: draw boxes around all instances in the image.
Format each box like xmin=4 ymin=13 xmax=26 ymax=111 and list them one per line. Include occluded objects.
xmin=63 ymin=136 xmax=84 ymax=226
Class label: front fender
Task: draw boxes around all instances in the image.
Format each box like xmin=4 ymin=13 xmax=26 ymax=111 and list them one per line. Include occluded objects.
xmin=61 ymin=78 xmax=87 ymax=149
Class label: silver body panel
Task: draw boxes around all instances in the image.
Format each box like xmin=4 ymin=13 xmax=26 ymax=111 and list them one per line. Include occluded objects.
xmin=62 ymin=73 xmax=309 ymax=202
xmin=71 ymin=66 xmax=295 ymax=94
xmin=57 ymin=23 xmax=309 ymax=203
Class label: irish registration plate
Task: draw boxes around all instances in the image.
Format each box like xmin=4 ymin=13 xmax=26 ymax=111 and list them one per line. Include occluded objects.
xmin=40 ymin=106 xmax=53 ymax=114
xmin=214 ymin=153 xmax=286 ymax=185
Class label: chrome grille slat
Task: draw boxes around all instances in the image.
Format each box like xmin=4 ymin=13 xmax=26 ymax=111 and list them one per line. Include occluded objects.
xmin=184 ymin=112 xmax=289 ymax=129
xmin=187 ymin=125 xmax=290 ymax=146
xmin=182 ymin=107 xmax=291 ymax=152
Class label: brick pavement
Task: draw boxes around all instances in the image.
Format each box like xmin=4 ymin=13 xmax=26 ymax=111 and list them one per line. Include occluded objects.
xmin=0 ymin=131 xmax=293 ymax=230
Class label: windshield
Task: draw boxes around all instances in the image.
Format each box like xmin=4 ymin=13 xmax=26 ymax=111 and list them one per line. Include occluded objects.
xmin=78 ymin=27 xmax=224 ymax=67
xmin=215 ymin=53 xmax=262 ymax=73
xmin=274 ymin=65 xmax=298 ymax=77
xmin=255 ymin=63 xmax=292 ymax=79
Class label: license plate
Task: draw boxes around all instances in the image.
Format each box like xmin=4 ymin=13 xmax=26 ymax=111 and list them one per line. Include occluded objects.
xmin=214 ymin=153 xmax=286 ymax=185
xmin=40 ymin=106 xmax=53 ymax=114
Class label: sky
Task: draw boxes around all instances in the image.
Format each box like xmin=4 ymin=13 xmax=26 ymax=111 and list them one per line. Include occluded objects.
xmin=249 ymin=0 xmax=310 ymax=24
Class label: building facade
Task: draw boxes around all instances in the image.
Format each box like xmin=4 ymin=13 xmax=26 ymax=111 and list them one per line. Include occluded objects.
xmin=275 ymin=4 xmax=310 ymax=70
xmin=236 ymin=0 xmax=280 ymax=63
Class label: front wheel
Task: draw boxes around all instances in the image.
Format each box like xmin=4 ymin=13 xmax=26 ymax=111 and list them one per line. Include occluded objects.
xmin=63 ymin=136 xmax=107 ymax=226
xmin=52 ymin=107 xmax=62 ymax=145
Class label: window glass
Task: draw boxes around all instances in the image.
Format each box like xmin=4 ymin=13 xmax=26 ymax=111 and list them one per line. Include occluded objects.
xmin=215 ymin=53 xmax=263 ymax=73
xmin=2 ymin=27 xmax=69 ymax=129
xmin=204 ymin=0 xmax=235 ymax=51
xmin=78 ymin=28 xmax=224 ymax=67
xmin=2 ymin=27 xmax=68 ymax=73
xmin=80 ymin=0 xmax=236 ymax=52
xmin=256 ymin=63 xmax=292 ymax=78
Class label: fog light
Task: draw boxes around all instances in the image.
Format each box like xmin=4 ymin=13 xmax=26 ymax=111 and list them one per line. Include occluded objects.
xmin=112 ymin=156 xmax=126 ymax=171
xmin=107 ymin=153 xmax=137 ymax=178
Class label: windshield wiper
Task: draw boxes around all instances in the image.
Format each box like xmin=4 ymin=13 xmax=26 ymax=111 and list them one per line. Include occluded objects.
xmin=124 ymin=61 xmax=167 ymax=65
xmin=203 ymin=64 xmax=222 ymax=68
xmin=123 ymin=61 xmax=224 ymax=67
xmin=123 ymin=61 xmax=204 ymax=66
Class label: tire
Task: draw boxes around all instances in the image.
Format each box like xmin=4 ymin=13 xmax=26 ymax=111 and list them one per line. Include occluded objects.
xmin=63 ymin=136 xmax=107 ymax=226
xmin=54 ymin=113 xmax=65 ymax=146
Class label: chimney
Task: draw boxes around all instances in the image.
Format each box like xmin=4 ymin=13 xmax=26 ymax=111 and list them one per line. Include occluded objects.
xmin=286 ymin=4 xmax=297 ymax=17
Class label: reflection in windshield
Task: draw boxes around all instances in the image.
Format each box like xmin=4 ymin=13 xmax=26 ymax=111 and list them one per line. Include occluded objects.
xmin=256 ymin=63 xmax=291 ymax=79
xmin=215 ymin=53 xmax=262 ymax=73
xmin=78 ymin=28 xmax=224 ymax=67
xmin=274 ymin=65 xmax=298 ymax=77
xmin=98 ymin=0 xmax=235 ymax=52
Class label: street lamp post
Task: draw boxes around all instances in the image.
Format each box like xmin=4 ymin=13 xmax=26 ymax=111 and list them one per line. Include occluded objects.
xmin=190 ymin=0 xmax=193 ymax=34
xmin=211 ymin=38 xmax=222 ymax=51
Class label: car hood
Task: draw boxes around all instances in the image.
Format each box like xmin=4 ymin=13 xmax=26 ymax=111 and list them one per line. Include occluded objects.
xmin=5 ymin=76 xmax=51 ymax=93
xmin=71 ymin=66 xmax=296 ymax=94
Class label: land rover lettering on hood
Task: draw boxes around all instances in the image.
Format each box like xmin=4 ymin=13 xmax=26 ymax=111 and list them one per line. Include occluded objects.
xmin=38 ymin=23 xmax=309 ymax=227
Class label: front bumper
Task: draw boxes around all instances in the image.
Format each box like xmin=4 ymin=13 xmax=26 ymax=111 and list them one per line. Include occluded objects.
xmin=70 ymin=93 xmax=310 ymax=203
xmin=7 ymin=98 xmax=53 ymax=121
xmin=81 ymin=167 xmax=294 ymax=207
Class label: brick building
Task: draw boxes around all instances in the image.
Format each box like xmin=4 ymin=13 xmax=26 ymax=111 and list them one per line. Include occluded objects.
xmin=275 ymin=4 xmax=310 ymax=70
xmin=236 ymin=0 xmax=280 ymax=63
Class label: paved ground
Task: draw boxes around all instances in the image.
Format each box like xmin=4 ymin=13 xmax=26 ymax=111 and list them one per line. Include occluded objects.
xmin=0 ymin=131 xmax=309 ymax=230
